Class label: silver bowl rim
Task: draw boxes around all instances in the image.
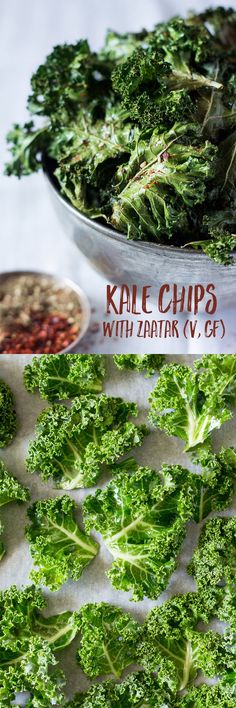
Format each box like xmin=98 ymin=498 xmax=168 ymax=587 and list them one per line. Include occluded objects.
xmin=0 ymin=269 xmax=91 ymax=353
xmin=44 ymin=162 xmax=236 ymax=267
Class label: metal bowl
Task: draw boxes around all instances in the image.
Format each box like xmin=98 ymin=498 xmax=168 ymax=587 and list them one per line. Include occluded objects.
xmin=0 ymin=270 xmax=91 ymax=353
xmin=44 ymin=163 xmax=236 ymax=308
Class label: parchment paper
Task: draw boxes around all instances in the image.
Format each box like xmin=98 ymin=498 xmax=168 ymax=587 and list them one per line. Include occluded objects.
xmin=0 ymin=355 xmax=235 ymax=701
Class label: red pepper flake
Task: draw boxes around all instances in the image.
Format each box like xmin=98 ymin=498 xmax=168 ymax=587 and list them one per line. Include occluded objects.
xmin=0 ymin=311 xmax=80 ymax=354
xmin=0 ymin=274 xmax=84 ymax=354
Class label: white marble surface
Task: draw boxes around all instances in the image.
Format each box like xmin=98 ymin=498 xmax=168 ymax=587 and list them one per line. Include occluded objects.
xmin=1 ymin=0 xmax=235 ymax=353
xmin=0 ymin=354 xmax=235 ymax=701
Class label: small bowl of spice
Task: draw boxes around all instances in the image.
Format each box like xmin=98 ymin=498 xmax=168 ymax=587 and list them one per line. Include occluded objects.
xmin=0 ymin=271 xmax=91 ymax=354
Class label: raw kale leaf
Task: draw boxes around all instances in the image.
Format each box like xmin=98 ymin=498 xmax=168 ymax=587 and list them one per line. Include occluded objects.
xmin=83 ymin=459 xmax=198 ymax=601
xmin=113 ymin=354 xmax=165 ymax=376
xmin=77 ymin=602 xmax=140 ymax=679
xmin=0 ymin=585 xmax=80 ymax=706
xmin=0 ymin=379 xmax=17 ymax=447
xmin=66 ymin=671 xmax=173 ymax=706
xmin=24 ymin=354 xmax=105 ymax=401
xmin=139 ymin=592 xmax=236 ymax=690
xmin=175 ymin=680 xmax=236 ymax=707
xmin=149 ymin=355 xmax=236 ymax=453
xmin=192 ymin=446 xmax=236 ymax=522
xmin=188 ymin=515 xmax=236 ymax=632
xmin=0 ymin=459 xmax=29 ymax=559
xmin=26 ymin=394 xmax=148 ymax=488
xmin=26 ymin=495 xmax=98 ymax=591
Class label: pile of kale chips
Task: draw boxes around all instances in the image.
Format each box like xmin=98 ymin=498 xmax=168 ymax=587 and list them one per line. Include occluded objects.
xmin=5 ymin=7 xmax=236 ymax=264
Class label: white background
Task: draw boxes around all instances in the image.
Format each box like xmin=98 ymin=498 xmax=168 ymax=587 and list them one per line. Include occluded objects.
xmin=1 ymin=0 xmax=235 ymax=352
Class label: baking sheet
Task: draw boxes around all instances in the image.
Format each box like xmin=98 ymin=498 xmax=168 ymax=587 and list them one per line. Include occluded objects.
xmin=0 ymin=354 xmax=235 ymax=701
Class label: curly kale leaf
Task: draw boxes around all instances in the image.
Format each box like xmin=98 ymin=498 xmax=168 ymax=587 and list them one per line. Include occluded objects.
xmin=5 ymin=122 xmax=50 ymax=177
xmin=112 ymin=45 xmax=195 ymax=131
xmin=0 ymin=639 xmax=65 ymax=707
xmin=67 ymin=671 xmax=173 ymax=707
xmin=26 ymin=394 xmax=148 ymax=489
xmin=0 ymin=585 xmax=80 ymax=704
xmin=187 ymin=229 xmax=236 ymax=265
xmin=0 ymin=459 xmax=29 ymax=508
xmin=175 ymin=680 xmax=236 ymax=707
xmin=112 ymin=20 xmax=221 ymax=129
xmin=139 ymin=593 xmax=236 ymax=690
xmin=27 ymin=40 xmax=112 ymax=124
xmin=149 ymin=355 xmax=236 ymax=453
xmin=24 ymin=353 xmax=105 ymax=401
xmin=0 ymin=584 xmax=80 ymax=651
xmin=151 ymin=17 xmax=222 ymax=90
xmin=192 ymin=447 xmax=236 ymax=522
xmin=54 ymin=106 xmax=136 ymax=214
xmin=26 ymin=495 xmax=98 ymax=591
xmin=0 ymin=459 xmax=29 ymax=559
xmin=111 ymin=125 xmax=216 ymax=241
xmin=99 ymin=29 xmax=149 ymax=62
xmin=188 ymin=516 xmax=236 ymax=631
xmin=197 ymin=7 xmax=236 ymax=48
xmin=83 ymin=460 xmax=198 ymax=601
xmin=113 ymin=354 xmax=165 ymax=376
xmin=77 ymin=603 xmax=140 ymax=679
xmin=0 ymin=380 xmax=17 ymax=448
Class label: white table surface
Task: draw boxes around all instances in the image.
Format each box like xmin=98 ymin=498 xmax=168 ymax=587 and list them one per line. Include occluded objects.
xmin=1 ymin=0 xmax=235 ymax=353
xmin=0 ymin=354 xmax=235 ymax=702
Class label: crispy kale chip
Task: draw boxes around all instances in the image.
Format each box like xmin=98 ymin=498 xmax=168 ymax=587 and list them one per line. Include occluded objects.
xmin=26 ymin=495 xmax=98 ymax=591
xmin=24 ymin=353 xmax=105 ymax=401
xmin=66 ymin=671 xmax=173 ymax=707
xmin=149 ymin=355 xmax=236 ymax=453
xmin=4 ymin=122 xmax=50 ymax=178
xmin=0 ymin=459 xmax=29 ymax=559
xmin=5 ymin=10 xmax=236 ymax=263
xmin=113 ymin=354 xmax=165 ymax=376
xmin=77 ymin=602 xmax=140 ymax=679
xmin=111 ymin=125 xmax=217 ymax=242
xmin=27 ymin=40 xmax=112 ymax=124
xmin=26 ymin=394 xmax=148 ymax=489
xmin=188 ymin=515 xmax=236 ymax=630
xmin=0 ymin=379 xmax=17 ymax=447
xmin=83 ymin=459 xmax=198 ymax=601
xmin=139 ymin=592 xmax=236 ymax=690
xmin=0 ymin=584 xmax=80 ymax=705
xmin=187 ymin=229 xmax=236 ymax=266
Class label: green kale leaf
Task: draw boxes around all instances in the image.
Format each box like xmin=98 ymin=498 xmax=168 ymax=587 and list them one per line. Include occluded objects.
xmin=77 ymin=602 xmax=140 ymax=679
xmin=67 ymin=671 xmax=173 ymax=706
xmin=0 ymin=584 xmax=80 ymax=705
xmin=0 ymin=380 xmax=17 ymax=447
xmin=26 ymin=394 xmax=148 ymax=488
xmin=175 ymin=680 xmax=236 ymax=707
xmin=0 ymin=459 xmax=29 ymax=559
xmin=111 ymin=126 xmax=216 ymax=242
xmin=83 ymin=460 xmax=198 ymax=601
xmin=188 ymin=515 xmax=236 ymax=631
xmin=149 ymin=355 xmax=236 ymax=453
xmin=26 ymin=495 xmax=98 ymax=591
xmin=24 ymin=353 xmax=105 ymax=401
xmin=192 ymin=446 xmax=236 ymax=522
xmin=113 ymin=354 xmax=165 ymax=376
xmin=139 ymin=593 xmax=236 ymax=690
